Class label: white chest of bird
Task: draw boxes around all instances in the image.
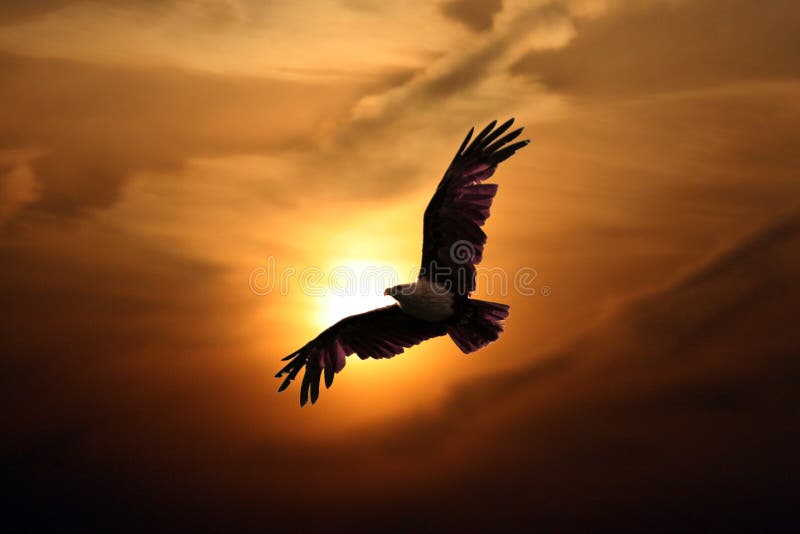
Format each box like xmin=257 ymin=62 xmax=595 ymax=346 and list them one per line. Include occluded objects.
xmin=386 ymin=279 xmax=455 ymax=322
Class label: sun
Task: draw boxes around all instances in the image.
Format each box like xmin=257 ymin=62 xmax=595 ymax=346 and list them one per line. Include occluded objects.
xmin=315 ymin=258 xmax=408 ymax=328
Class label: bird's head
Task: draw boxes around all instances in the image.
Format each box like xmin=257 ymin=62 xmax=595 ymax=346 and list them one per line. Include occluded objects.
xmin=384 ymin=284 xmax=406 ymax=299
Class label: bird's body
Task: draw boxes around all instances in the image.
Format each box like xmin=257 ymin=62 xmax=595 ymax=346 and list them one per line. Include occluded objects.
xmin=276 ymin=119 xmax=530 ymax=405
xmin=385 ymin=279 xmax=455 ymax=322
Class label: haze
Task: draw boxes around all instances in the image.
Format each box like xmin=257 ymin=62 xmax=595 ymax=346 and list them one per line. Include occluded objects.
xmin=2 ymin=0 xmax=799 ymax=529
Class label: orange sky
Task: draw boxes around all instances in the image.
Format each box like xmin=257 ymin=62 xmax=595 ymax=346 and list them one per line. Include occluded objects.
xmin=2 ymin=0 xmax=800 ymax=530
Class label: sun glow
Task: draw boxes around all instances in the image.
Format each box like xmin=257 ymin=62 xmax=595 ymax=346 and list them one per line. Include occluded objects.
xmin=315 ymin=258 xmax=409 ymax=328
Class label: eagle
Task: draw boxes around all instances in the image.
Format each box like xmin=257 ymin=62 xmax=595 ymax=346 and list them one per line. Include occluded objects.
xmin=276 ymin=119 xmax=530 ymax=406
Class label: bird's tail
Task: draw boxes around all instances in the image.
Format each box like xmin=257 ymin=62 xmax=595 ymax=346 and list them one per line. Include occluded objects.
xmin=448 ymin=299 xmax=510 ymax=354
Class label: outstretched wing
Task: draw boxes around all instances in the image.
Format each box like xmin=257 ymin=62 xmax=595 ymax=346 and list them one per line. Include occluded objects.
xmin=421 ymin=118 xmax=529 ymax=295
xmin=276 ymin=305 xmax=447 ymax=406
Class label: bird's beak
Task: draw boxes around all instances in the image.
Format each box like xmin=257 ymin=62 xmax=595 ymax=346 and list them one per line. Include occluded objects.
xmin=383 ymin=288 xmax=390 ymax=296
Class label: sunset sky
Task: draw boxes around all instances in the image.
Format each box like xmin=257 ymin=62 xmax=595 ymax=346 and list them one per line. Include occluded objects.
xmin=2 ymin=0 xmax=800 ymax=530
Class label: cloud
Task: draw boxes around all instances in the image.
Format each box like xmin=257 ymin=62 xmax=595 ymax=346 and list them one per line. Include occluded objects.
xmin=511 ymin=0 xmax=800 ymax=96
xmin=0 ymin=1 xmax=71 ymax=25
xmin=6 ymin=205 xmax=799 ymax=530
xmin=0 ymin=1 xmax=250 ymax=27
xmin=0 ymin=157 xmax=39 ymax=223
xmin=0 ymin=52 xmax=412 ymax=216
xmin=347 ymin=210 xmax=800 ymax=530
xmin=3 ymin=1 xmax=800 ymax=530
xmin=440 ymin=0 xmax=504 ymax=32
xmin=348 ymin=2 xmax=570 ymax=124
xmin=0 ymin=1 xmax=172 ymax=26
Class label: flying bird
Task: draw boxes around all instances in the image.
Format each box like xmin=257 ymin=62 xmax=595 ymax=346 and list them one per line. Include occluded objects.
xmin=276 ymin=119 xmax=530 ymax=406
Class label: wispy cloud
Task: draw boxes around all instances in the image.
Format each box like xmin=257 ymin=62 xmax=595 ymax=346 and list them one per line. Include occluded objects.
xmin=511 ymin=0 xmax=800 ymax=96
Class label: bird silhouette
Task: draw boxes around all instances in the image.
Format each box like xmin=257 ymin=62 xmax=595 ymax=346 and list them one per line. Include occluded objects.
xmin=276 ymin=119 xmax=530 ymax=405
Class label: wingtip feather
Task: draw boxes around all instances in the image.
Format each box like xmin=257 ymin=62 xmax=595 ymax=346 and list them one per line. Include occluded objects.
xmin=484 ymin=127 xmax=524 ymax=155
xmin=299 ymin=369 xmax=310 ymax=407
xmin=476 ymin=118 xmax=515 ymax=151
xmin=277 ymin=377 xmax=291 ymax=392
xmin=324 ymin=366 xmax=334 ymax=389
xmin=310 ymin=367 xmax=321 ymax=404
xmin=456 ymin=126 xmax=475 ymax=157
